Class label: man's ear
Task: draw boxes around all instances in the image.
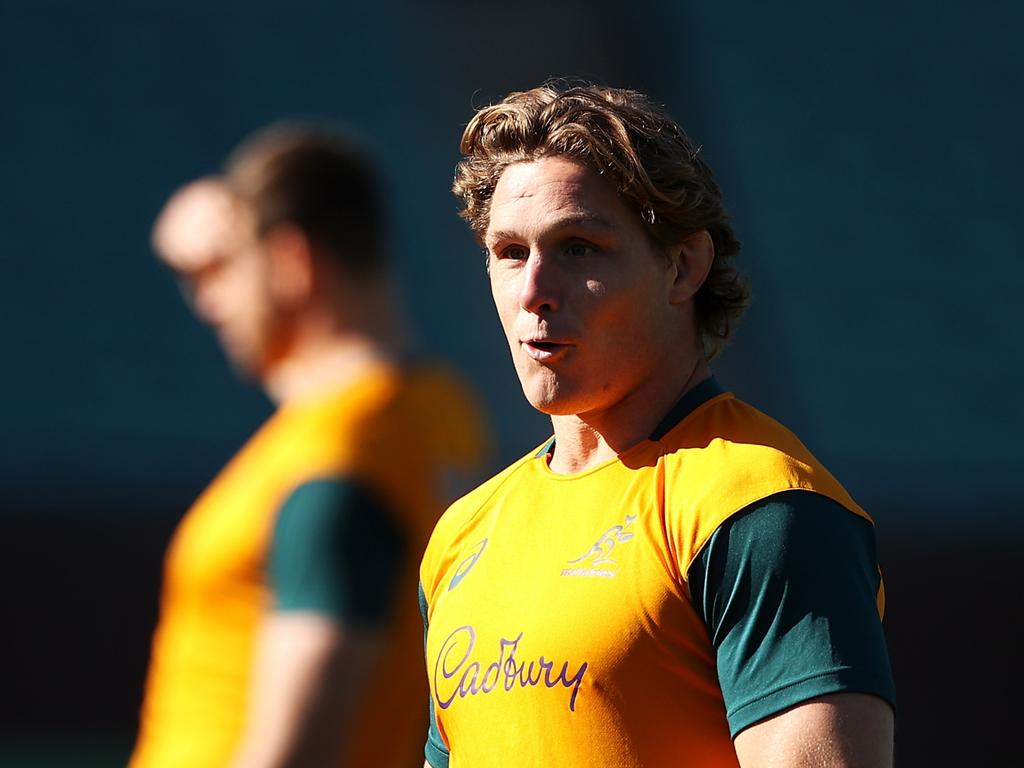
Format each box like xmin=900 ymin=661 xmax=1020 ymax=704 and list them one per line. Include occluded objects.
xmin=668 ymin=230 xmax=714 ymax=304
xmin=264 ymin=224 xmax=314 ymax=308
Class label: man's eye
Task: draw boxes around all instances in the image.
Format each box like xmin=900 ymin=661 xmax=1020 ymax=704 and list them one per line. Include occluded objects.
xmin=499 ymin=245 xmax=529 ymax=260
xmin=566 ymin=242 xmax=594 ymax=257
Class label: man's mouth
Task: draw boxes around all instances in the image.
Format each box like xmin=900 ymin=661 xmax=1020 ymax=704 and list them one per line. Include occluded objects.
xmin=521 ymin=338 xmax=572 ymax=361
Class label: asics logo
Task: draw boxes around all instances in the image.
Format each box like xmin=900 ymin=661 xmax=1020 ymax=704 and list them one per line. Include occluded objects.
xmin=448 ymin=538 xmax=488 ymax=591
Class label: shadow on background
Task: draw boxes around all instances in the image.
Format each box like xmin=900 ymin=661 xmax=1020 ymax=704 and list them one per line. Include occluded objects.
xmin=1 ymin=1 xmax=1020 ymax=765
xmin=880 ymin=529 xmax=1019 ymax=765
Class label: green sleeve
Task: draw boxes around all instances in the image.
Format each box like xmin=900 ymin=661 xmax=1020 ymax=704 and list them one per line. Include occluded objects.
xmin=420 ymin=582 xmax=450 ymax=768
xmin=687 ymin=490 xmax=896 ymax=736
xmin=269 ymin=478 xmax=406 ymax=626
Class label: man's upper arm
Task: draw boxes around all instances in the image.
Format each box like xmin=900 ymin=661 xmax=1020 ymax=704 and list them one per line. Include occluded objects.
xmin=687 ymin=490 xmax=896 ymax=741
xmin=733 ymin=692 xmax=894 ymax=767
xmin=233 ymin=614 xmax=382 ymax=768
xmin=231 ymin=478 xmax=408 ymax=768
xmin=270 ymin=478 xmax=406 ymax=623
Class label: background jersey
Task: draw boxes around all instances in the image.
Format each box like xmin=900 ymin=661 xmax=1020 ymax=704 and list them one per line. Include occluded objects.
xmin=419 ymin=379 xmax=886 ymax=768
xmin=131 ymin=361 xmax=487 ymax=768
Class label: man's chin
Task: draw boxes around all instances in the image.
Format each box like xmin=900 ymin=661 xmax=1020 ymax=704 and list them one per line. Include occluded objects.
xmin=521 ymin=387 xmax=581 ymax=417
xmin=220 ymin=345 xmax=264 ymax=381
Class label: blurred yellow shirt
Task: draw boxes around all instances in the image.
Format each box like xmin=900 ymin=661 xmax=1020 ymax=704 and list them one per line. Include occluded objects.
xmin=132 ymin=361 xmax=487 ymax=768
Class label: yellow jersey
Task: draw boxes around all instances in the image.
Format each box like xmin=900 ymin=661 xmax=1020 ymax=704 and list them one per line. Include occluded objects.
xmin=132 ymin=361 xmax=487 ymax=768
xmin=420 ymin=378 xmax=891 ymax=767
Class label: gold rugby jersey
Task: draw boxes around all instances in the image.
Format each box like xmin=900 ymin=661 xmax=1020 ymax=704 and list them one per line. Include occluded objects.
xmin=132 ymin=361 xmax=487 ymax=768
xmin=420 ymin=377 xmax=891 ymax=768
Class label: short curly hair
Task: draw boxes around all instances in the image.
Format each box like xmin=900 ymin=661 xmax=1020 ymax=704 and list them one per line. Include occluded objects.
xmin=453 ymin=82 xmax=748 ymax=359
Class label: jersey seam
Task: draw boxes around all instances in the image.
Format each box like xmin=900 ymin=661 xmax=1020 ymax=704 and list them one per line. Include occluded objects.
xmin=682 ymin=487 xmax=868 ymax=588
xmin=423 ymin=451 xmax=539 ymax=606
xmin=448 ymin=451 xmax=538 ymax=532
xmin=652 ymin=445 xmax=691 ymax=601
xmin=655 ymin=392 xmax=732 ymax=594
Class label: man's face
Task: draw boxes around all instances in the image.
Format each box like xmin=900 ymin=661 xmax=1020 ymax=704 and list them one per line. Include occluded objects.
xmin=154 ymin=181 xmax=285 ymax=377
xmin=485 ymin=155 xmax=681 ymax=419
xmin=181 ymin=231 xmax=283 ymax=378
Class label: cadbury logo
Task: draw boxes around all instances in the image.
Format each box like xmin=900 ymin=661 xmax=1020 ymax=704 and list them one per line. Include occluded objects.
xmin=433 ymin=625 xmax=588 ymax=712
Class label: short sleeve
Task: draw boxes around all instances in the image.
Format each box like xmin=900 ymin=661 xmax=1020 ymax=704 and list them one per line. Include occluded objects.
xmin=269 ymin=478 xmax=406 ymax=626
xmin=687 ymin=490 xmax=896 ymax=736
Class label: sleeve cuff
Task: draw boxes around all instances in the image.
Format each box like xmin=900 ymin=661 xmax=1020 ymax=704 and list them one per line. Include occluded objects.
xmin=727 ymin=668 xmax=898 ymax=737
xmin=425 ymin=736 xmax=450 ymax=768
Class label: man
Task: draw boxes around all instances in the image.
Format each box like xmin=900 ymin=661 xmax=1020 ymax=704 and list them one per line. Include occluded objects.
xmin=419 ymin=84 xmax=895 ymax=767
xmin=131 ymin=124 xmax=487 ymax=768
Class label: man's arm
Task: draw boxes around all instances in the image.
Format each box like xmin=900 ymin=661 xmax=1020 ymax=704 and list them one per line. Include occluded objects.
xmin=688 ymin=490 xmax=896 ymax=765
xmin=231 ymin=615 xmax=383 ymax=768
xmin=734 ymin=693 xmax=894 ymax=768
xmin=232 ymin=478 xmax=406 ymax=768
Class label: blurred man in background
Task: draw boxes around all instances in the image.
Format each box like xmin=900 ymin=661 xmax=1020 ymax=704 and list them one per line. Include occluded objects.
xmin=131 ymin=124 xmax=488 ymax=768
xmin=419 ymin=83 xmax=895 ymax=767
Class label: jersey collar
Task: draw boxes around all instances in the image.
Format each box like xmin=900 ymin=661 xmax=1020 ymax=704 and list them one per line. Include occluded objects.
xmin=534 ymin=375 xmax=727 ymax=458
xmin=648 ymin=375 xmax=726 ymax=441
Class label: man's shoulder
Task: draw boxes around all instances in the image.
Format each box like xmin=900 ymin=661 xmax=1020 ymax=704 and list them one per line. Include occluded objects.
xmin=434 ymin=442 xmax=542 ymax=537
xmin=659 ymin=392 xmax=805 ymax=455
xmin=659 ymin=392 xmax=835 ymax=487
xmin=419 ymin=441 xmax=545 ymax=594
xmin=656 ymin=392 xmax=869 ymax=572
xmin=280 ymin=360 xmax=487 ymax=471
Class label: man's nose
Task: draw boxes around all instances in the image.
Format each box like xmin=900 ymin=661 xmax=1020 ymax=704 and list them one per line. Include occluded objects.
xmin=518 ymin=251 xmax=562 ymax=314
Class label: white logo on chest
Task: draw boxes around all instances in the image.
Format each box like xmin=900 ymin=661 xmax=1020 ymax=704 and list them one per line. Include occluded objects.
xmin=561 ymin=514 xmax=636 ymax=578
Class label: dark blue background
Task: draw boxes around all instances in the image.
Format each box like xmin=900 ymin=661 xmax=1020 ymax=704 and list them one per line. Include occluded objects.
xmin=2 ymin=1 xmax=1020 ymax=764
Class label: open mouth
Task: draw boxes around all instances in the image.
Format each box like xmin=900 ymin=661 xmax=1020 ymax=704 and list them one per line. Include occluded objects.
xmin=530 ymin=341 xmax=561 ymax=352
xmin=522 ymin=339 xmax=572 ymax=361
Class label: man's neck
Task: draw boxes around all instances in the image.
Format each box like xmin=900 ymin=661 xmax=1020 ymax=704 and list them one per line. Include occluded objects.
xmin=262 ymin=332 xmax=397 ymax=405
xmin=547 ymin=355 xmax=712 ymax=475
xmin=262 ymin=280 xmax=406 ymax=405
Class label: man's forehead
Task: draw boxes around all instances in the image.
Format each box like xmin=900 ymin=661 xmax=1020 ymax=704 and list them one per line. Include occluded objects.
xmin=154 ymin=180 xmax=252 ymax=271
xmin=493 ymin=156 xmax=595 ymax=198
xmin=486 ymin=212 xmax=614 ymax=245
xmin=162 ymin=245 xmax=230 ymax=278
xmin=485 ymin=157 xmax=624 ymax=242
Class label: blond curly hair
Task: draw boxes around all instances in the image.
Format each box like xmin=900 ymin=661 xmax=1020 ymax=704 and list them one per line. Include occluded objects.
xmin=453 ymin=83 xmax=749 ymax=359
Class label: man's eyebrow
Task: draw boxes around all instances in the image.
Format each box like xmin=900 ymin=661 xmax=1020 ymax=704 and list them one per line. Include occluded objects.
xmin=485 ymin=214 xmax=616 ymax=247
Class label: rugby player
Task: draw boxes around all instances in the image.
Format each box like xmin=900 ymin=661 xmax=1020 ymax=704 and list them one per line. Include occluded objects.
xmin=419 ymin=83 xmax=895 ymax=768
xmin=131 ymin=124 xmax=487 ymax=768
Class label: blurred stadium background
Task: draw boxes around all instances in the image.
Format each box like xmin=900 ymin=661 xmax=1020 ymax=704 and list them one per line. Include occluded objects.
xmin=1 ymin=1 xmax=1020 ymax=765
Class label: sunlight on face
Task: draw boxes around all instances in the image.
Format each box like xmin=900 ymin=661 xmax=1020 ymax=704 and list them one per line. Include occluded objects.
xmin=155 ymin=181 xmax=283 ymax=378
xmin=485 ymin=156 xmax=681 ymax=418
